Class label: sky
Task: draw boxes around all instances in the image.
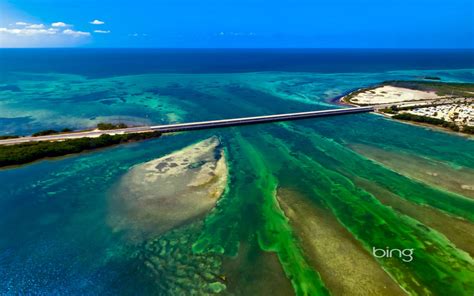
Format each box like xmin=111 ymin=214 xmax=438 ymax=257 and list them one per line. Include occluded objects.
xmin=0 ymin=0 xmax=473 ymax=48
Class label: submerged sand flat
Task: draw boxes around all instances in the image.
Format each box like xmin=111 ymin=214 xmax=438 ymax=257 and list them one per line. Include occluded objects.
xmin=351 ymin=144 xmax=474 ymax=199
xmin=277 ymin=188 xmax=406 ymax=296
xmin=222 ymin=241 xmax=294 ymax=296
xmin=109 ymin=137 xmax=228 ymax=239
xmin=356 ymin=178 xmax=474 ymax=257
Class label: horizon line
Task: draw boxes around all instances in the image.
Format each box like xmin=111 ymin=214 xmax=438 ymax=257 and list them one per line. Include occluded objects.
xmin=1 ymin=47 xmax=474 ymax=50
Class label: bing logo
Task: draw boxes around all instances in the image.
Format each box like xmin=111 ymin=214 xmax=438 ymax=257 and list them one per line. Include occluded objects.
xmin=372 ymin=247 xmax=414 ymax=262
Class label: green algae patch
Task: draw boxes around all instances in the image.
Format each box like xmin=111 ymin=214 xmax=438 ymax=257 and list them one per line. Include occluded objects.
xmin=194 ymin=133 xmax=329 ymax=295
xmin=277 ymin=188 xmax=407 ymax=296
xmin=355 ymin=177 xmax=474 ymax=258
xmin=208 ymin=282 xmax=226 ymax=293
xmin=257 ymin=184 xmax=330 ymax=296
xmin=238 ymin=136 xmax=329 ymax=296
xmin=350 ymin=143 xmax=474 ymax=199
xmin=279 ymin=123 xmax=474 ymax=222
xmin=192 ymin=144 xmax=241 ymax=257
xmin=267 ymin=127 xmax=474 ymax=295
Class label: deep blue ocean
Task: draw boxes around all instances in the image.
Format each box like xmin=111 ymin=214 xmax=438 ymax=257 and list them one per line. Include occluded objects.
xmin=1 ymin=49 xmax=474 ymax=78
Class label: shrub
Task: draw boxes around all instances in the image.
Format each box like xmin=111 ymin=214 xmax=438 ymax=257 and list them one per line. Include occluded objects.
xmin=462 ymin=125 xmax=474 ymax=134
xmin=0 ymin=131 xmax=161 ymax=167
xmin=32 ymin=129 xmax=59 ymax=137
xmin=392 ymin=113 xmax=446 ymax=125
xmin=97 ymin=123 xmax=128 ymax=130
xmin=0 ymin=135 xmax=20 ymax=140
xmin=392 ymin=113 xmax=469 ymax=133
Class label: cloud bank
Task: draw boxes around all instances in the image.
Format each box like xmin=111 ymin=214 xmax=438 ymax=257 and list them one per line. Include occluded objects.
xmin=0 ymin=21 xmax=91 ymax=47
xmin=0 ymin=27 xmax=57 ymax=36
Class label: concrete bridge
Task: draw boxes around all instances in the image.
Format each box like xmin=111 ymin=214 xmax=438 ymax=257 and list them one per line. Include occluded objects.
xmin=0 ymin=106 xmax=374 ymax=145
xmin=147 ymin=106 xmax=374 ymax=132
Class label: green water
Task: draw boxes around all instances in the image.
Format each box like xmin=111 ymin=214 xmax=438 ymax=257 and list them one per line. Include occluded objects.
xmin=1 ymin=69 xmax=473 ymax=295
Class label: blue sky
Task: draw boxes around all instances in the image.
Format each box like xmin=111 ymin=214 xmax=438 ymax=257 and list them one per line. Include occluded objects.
xmin=1 ymin=0 xmax=473 ymax=48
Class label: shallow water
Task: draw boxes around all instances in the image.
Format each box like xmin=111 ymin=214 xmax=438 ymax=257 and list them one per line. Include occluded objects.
xmin=1 ymin=50 xmax=473 ymax=295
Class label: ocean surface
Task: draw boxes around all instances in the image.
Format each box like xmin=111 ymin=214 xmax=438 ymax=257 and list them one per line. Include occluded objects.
xmin=0 ymin=49 xmax=473 ymax=295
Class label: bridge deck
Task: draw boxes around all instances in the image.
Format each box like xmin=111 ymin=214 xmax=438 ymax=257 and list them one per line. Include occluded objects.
xmin=0 ymin=106 xmax=374 ymax=145
xmin=148 ymin=106 xmax=374 ymax=132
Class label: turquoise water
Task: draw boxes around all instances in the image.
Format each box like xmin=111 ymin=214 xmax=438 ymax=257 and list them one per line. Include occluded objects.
xmin=1 ymin=50 xmax=474 ymax=295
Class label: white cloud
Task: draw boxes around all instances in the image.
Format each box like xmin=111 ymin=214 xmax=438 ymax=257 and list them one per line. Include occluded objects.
xmin=52 ymin=22 xmax=69 ymax=27
xmin=63 ymin=29 xmax=91 ymax=37
xmin=94 ymin=30 xmax=110 ymax=34
xmin=26 ymin=24 xmax=45 ymax=29
xmin=1 ymin=20 xmax=91 ymax=47
xmin=90 ymin=19 xmax=105 ymax=25
xmin=0 ymin=27 xmax=56 ymax=36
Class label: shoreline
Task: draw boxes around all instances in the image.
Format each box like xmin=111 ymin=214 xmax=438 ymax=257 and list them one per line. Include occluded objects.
xmin=388 ymin=116 xmax=474 ymax=138
xmin=340 ymin=96 xmax=473 ymax=138
xmin=0 ymin=131 xmax=163 ymax=169
xmin=339 ymin=82 xmax=474 ymax=138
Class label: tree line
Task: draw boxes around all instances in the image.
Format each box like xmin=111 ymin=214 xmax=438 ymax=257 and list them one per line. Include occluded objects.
xmin=0 ymin=131 xmax=161 ymax=168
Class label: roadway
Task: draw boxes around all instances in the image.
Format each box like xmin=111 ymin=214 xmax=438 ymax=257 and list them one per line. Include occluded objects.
xmin=0 ymin=106 xmax=374 ymax=145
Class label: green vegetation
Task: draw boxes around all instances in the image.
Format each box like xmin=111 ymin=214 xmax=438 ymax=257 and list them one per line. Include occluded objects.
xmin=32 ymin=129 xmax=61 ymax=137
xmin=0 ymin=131 xmax=161 ymax=167
xmin=393 ymin=113 xmax=446 ymax=125
xmin=462 ymin=125 xmax=474 ymax=134
xmin=31 ymin=128 xmax=74 ymax=137
xmin=26 ymin=123 xmax=128 ymax=139
xmin=29 ymin=123 xmax=128 ymax=138
xmin=0 ymin=135 xmax=20 ymax=140
xmin=97 ymin=122 xmax=128 ymax=130
xmin=392 ymin=113 xmax=472 ymax=134
xmin=379 ymin=105 xmax=399 ymax=114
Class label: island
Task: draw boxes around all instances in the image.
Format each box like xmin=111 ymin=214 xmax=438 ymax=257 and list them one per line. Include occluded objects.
xmin=0 ymin=123 xmax=161 ymax=168
xmin=341 ymin=80 xmax=474 ymax=134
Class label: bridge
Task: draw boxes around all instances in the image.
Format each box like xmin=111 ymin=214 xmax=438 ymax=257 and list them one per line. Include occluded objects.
xmin=147 ymin=106 xmax=374 ymax=132
xmin=0 ymin=106 xmax=374 ymax=145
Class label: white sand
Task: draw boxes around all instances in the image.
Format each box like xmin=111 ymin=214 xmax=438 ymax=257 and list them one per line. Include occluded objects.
xmin=349 ymin=85 xmax=440 ymax=105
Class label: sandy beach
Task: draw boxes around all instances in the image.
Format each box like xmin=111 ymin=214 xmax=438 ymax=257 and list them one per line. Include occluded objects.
xmin=345 ymin=85 xmax=440 ymax=105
